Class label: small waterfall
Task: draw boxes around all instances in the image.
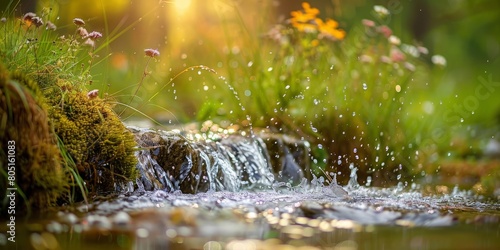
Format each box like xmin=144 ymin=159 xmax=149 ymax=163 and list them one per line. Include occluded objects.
xmin=128 ymin=126 xmax=310 ymax=193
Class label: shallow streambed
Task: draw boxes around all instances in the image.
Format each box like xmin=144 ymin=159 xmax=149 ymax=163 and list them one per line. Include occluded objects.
xmin=3 ymin=182 xmax=500 ymax=250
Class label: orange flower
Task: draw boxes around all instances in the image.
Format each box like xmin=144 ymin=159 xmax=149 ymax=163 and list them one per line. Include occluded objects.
xmin=289 ymin=2 xmax=320 ymax=32
xmin=292 ymin=22 xmax=317 ymax=33
xmin=317 ymin=18 xmax=345 ymax=40
xmin=288 ymin=2 xmax=346 ymax=40
xmin=302 ymin=2 xmax=319 ymax=17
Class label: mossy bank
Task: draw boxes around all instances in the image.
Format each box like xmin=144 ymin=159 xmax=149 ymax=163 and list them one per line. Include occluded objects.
xmin=0 ymin=12 xmax=138 ymax=212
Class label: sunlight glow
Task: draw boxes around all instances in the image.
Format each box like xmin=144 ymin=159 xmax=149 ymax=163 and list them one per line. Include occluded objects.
xmin=174 ymin=0 xmax=192 ymax=15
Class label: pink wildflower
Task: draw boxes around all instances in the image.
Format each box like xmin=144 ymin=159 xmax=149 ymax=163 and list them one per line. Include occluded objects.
xmin=380 ymin=56 xmax=391 ymax=64
xmin=377 ymin=25 xmax=392 ymax=38
xmin=361 ymin=19 xmax=375 ymax=28
xmin=390 ymin=47 xmax=405 ymax=62
xmin=144 ymin=48 xmax=160 ymax=58
xmin=417 ymin=46 xmax=429 ymax=55
xmin=86 ymin=31 xmax=102 ymax=40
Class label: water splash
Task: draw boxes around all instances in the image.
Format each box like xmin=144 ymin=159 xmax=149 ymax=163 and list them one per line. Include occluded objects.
xmin=129 ymin=126 xmax=315 ymax=193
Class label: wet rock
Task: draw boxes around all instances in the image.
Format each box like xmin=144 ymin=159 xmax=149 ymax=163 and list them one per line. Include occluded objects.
xmin=112 ymin=211 xmax=131 ymax=226
xmin=300 ymin=201 xmax=325 ymax=218
xmin=85 ymin=215 xmax=112 ymax=230
xmin=130 ymin=126 xmax=312 ymax=193
xmin=258 ymin=130 xmax=311 ymax=184
xmin=58 ymin=212 xmax=79 ymax=224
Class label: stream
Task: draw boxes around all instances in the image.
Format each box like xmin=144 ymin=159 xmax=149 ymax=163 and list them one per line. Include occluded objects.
xmin=2 ymin=127 xmax=500 ymax=250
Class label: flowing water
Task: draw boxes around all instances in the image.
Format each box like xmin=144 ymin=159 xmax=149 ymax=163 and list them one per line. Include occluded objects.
xmin=2 ymin=127 xmax=500 ymax=250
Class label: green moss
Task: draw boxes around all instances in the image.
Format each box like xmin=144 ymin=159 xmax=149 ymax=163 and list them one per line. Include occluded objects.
xmin=0 ymin=64 xmax=67 ymax=211
xmin=45 ymin=83 xmax=138 ymax=194
xmin=0 ymin=9 xmax=138 ymax=206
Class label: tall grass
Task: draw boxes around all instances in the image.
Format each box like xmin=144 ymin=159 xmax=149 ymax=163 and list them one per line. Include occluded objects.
xmin=183 ymin=2 xmax=446 ymax=185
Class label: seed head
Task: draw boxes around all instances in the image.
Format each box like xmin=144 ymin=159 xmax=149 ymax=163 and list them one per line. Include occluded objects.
xmin=87 ymin=89 xmax=99 ymax=99
xmin=22 ymin=12 xmax=37 ymax=27
xmin=32 ymin=16 xmax=43 ymax=27
xmin=144 ymin=48 xmax=160 ymax=58
xmin=77 ymin=27 xmax=88 ymax=38
xmin=1 ymin=17 xmax=6 ymax=23
xmin=23 ymin=12 xmax=36 ymax=22
xmin=73 ymin=18 xmax=85 ymax=26
xmin=46 ymin=21 xmax=56 ymax=31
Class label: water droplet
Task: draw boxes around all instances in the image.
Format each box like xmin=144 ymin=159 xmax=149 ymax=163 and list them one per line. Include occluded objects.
xmin=267 ymin=67 xmax=273 ymax=72
xmin=362 ymin=83 xmax=368 ymax=90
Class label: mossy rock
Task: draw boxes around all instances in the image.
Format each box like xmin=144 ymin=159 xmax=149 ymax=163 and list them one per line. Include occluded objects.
xmin=0 ymin=65 xmax=67 ymax=211
xmin=45 ymin=83 xmax=138 ymax=195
